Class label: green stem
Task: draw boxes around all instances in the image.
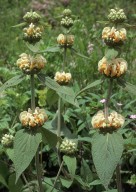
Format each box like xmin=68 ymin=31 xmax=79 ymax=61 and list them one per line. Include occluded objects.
xmin=35 ymin=149 xmax=44 ymax=192
xmin=104 ymin=78 xmax=113 ymax=122
xmin=62 ymin=47 xmax=67 ymax=71
xmin=51 ymin=161 xmax=64 ymax=192
xmin=30 ymin=74 xmax=35 ymax=112
xmin=116 ymin=164 xmax=122 ymax=192
xmin=57 ymin=97 xmax=61 ymax=138
xmin=30 ymin=74 xmax=43 ymax=192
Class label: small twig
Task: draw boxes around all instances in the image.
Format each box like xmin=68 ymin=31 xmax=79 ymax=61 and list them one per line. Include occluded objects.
xmin=50 ymin=161 xmax=64 ymax=192
xmin=22 ymin=173 xmax=33 ymax=192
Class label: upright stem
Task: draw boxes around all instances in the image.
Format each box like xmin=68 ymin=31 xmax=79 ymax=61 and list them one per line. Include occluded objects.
xmin=62 ymin=47 xmax=67 ymax=71
xmin=116 ymin=164 xmax=122 ymax=192
xmin=104 ymin=78 xmax=113 ymax=122
xmin=35 ymin=150 xmax=44 ymax=192
xmin=57 ymin=97 xmax=61 ymax=138
xmin=30 ymin=74 xmax=35 ymax=112
xmin=30 ymin=74 xmax=43 ymax=192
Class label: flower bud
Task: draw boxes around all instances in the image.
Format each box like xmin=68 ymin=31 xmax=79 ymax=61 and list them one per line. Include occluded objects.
xmin=102 ymin=27 xmax=126 ymax=46
xmin=108 ymin=8 xmax=127 ymax=23
xmin=23 ymin=23 xmax=43 ymax=44
xmin=62 ymin=9 xmax=72 ymax=16
xmin=1 ymin=134 xmax=14 ymax=148
xmin=57 ymin=34 xmax=74 ymax=47
xmin=17 ymin=53 xmax=46 ymax=74
xmin=98 ymin=57 xmax=127 ymax=77
xmin=61 ymin=16 xmax=74 ymax=28
xmin=91 ymin=110 xmax=124 ymax=130
xmin=23 ymin=11 xmax=41 ymax=23
xmin=19 ymin=107 xmax=48 ymax=129
xmin=60 ymin=139 xmax=77 ymax=155
xmin=54 ymin=71 xmax=72 ymax=85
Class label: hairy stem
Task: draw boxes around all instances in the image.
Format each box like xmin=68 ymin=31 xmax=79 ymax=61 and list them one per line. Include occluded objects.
xmin=62 ymin=47 xmax=67 ymax=71
xmin=35 ymin=150 xmax=44 ymax=192
xmin=104 ymin=78 xmax=113 ymax=122
xmin=30 ymin=74 xmax=43 ymax=192
xmin=51 ymin=161 xmax=64 ymax=192
xmin=30 ymin=74 xmax=35 ymax=112
xmin=116 ymin=164 xmax=122 ymax=192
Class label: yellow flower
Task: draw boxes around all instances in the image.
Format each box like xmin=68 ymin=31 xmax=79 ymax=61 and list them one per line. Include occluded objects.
xmin=91 ymin=110 xmax=124 ymax=129
xmin=54 ymin=71 xmax=72 ymax=85
xmin=57 ymin=34 xmax=74 ymax=47
xmin=19 ymin=107 xmax=48 ymax=128
xmin=17 ymin=53 xmax=46 ymax=74
xmin=98 ymin=57 xmax=127 ymax=77
xmin=102 ymin=27 xmax=126 ymax=46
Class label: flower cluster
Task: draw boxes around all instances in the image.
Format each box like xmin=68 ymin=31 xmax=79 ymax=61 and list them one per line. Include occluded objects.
xmin=60 ymin=139 xmax=77 ymax=155
xmin=108 ymin=8 xmax=127 ymax=23
xmin=17 ymin=53 xmax=46 ymax=74
xmin=1 ymin=134 xmax=14 ymax=147
xmin=54 ymin=71 xmax=72 ymax=85
xmin=61 ymin=9 xmax=74 ymax=28
xmin=23 ymin=11 xmax=41 ymax=23
xmin=98 ymin=57 xmax=127 ymax=77
xmin=102 ymin=27 xmax=126 ymax=46
xmin=23 ymin=23 xmax=43 ymax=44
xmin=57 ymin=34 xmax=74 ymax=47
xmin=91 ymin=110 xmax=124 ymax=129
xmin=19 ymin=107 xmax=48 ymax=128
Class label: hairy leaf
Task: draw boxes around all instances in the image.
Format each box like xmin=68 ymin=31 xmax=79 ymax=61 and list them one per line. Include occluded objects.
xmin=63 ymin=155 xmax=77 ymax=178
xmin=105 ymin=49 xmax=118 ymax=60
xmin=75 ymin=79 xmax=103 ymax=98
xmin=92 ymin=132 xmax=123 ymax=190
xmin=0 ymin=75 xmax=25 ymax=92
xmin=14 ymin=129 xmax=42 ymax=182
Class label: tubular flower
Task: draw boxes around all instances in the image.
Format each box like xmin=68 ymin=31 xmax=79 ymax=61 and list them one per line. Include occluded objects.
xmin=17 ymin=53 xmax=46 ymax=74
xmin=102 ymin=27 xmax=126 ymax=46
xmin=23 ymin=11 xmax=41 ymax=23
xmin=23 ymin=23 xmax=43 ymax=44
xmin=98 ymin=57 xmax=127 ymax=77
xmin=1 ymin=134 xmax=14 ymax=148
xmin=108 ymin=8 xmax=127 ymax=23
xmin=54 ymin=71 xmax=72 ymax=85
xmin=91 ymin=110 xmax=125 ymax=130
xmin=60 ymin=139 xmax=77 ymax=155
xmin=57 ymin=34 xmax=74 ymax=47
xmin=19 ymin=107 xmax=48 ymax=128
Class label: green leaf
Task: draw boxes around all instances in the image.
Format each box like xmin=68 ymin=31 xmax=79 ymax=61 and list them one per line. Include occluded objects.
xmin=118 ymin=79 xmax=136 ymax=96
xmin=105 ymin=49 xmax=118 ymax=60
xmin=89 ymin=179 xmax=102 ymax=186
xmin=103 ymin=190 xmax=117 ymax=192
xmin=0 ymin=161 xmax=9 ymax=188
xmin=6 ymin=148 xmax=14 ymax=162
xmin=63 ymin=155 xmax=77 ymax=178
xmin=74 ymin=175 xmax=90 ymax=188
xmin=75 ymin=79 xmax=103 ymax=98
xmin=41 ymin=46 xmax=60 ymax=53
xmin=12 ymin=22 xmax=26 ymax=28
xmin=92 ymin=132 xmax=123 ymax=190
xmin=71 ymin=48 xmax=90 ymax=59
xmin=58 ymin=86 xmax=79 ymax=107
xmin=14 ymin=129 xmax=42 ymax=182
xmin=37 ymin=75 xmax=79 ymax=107
xmin=26 ymin=42 xmax=41 ymax=52
xmin=60 ymin=177 xmax=73 ymax=188
xmin=78 ymin=137 xmax=92 ymax=143
xmin=0 ymin=75 xmax=25 ymax=92
xmin=41 ymin=127 xmax=58 ymax=147
xmin=80 ymin=159 xmax=93 ymax=183
xmin=8 ymin=173 xmax=23 ymax=192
